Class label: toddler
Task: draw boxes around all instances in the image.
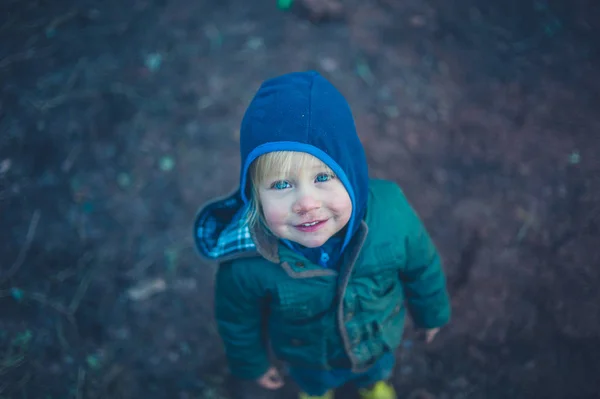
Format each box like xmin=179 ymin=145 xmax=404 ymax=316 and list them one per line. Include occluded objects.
xmin=195 ymin=71 xmax=451 ymax=399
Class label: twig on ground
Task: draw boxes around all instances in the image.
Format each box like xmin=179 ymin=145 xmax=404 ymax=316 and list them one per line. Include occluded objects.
xmin=0 ymin=51 xmax=33 ymax=69
xmin=28 ymin=90 xmax=97 ymax=112
xmin=76 ymin=367 xmax=85 ymax=399
xmin=53 ymin=252 xmax=93 ymax=281
xmin=0 ymin=354 xmax=25 ymax=376
xmin=515 ymin=201 xmax=538 ymax=243
xmin=22 ymin=57 xmax=89 ymax=114
xmin=56 ymin=319 xmax=70 ymax=351
xmin=127 ymin=278 xmax=167 ymax=301
xmin=1 ymin=256 xmax=97 ymax=345
xmin=125 ymin=255 xmax=157 ymax=278
xmin=1 ymin=210 xmax=41 ymax=284
xmin=109 ymin=82 xmax=145 ymax=102
xmin=102 ymin=364 xmax=124 ymax=388
xmin=0 ymin=46 xmax=52 ymax=69
xmin=25 ymin=292 xmax=72 ymax=319
xmin=53 ymin=267 xmax=78 ymax=282
xmin=68 ymin=266 xmax=95 ymax=314
xmin=64 ymin=58 xmax=87 ymax=93
xmin=0 ymin=290 xmax=75 ymax=326
xmin=46 ymin=11 xmax=78 ymax=34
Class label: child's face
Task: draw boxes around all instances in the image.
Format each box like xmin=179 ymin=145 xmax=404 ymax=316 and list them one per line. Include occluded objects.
xmin=257 ymin=156 xmax=352 ymax=248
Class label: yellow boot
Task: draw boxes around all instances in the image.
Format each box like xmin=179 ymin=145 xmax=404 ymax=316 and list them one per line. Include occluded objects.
xmin=358 ymin=381 xmax=397 ymax=399
xmin=299 ymin=390 xmax=334 ymax=399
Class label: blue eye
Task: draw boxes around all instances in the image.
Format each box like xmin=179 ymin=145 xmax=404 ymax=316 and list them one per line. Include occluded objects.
xmin=271 ymin=180 xmax=291 ymax=190
xmin=315 ymin=173 xmax=333 ymax=183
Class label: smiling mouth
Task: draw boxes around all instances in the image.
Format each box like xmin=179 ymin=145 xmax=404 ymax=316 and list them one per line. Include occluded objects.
xmin=298 ymin=221 xmax=321 ymax=227
xmin=294 ymin=219 xmax=328 ymax=232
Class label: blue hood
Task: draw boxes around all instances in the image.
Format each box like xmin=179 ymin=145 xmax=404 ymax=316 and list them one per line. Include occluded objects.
xmin=239 ymin=71 xmax=369 ymax=261
xmin=194 ymin=71 xmax=369 ymax=265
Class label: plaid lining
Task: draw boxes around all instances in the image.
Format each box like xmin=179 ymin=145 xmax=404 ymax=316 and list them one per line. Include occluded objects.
xmin=194 ymin=191 xmax=257 ymax=259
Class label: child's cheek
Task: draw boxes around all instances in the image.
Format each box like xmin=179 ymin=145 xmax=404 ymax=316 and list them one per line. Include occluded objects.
xmin=330 ymin=192 xmax=352 ymax=218
xmin=261 ymin=201 xmax=288 ymax=230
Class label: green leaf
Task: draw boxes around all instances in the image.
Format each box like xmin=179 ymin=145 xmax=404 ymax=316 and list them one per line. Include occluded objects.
xmin=117 ymin=172 xmax=132 ymax=188
xmin=10 ymin=287 xmax=24 ymax=302
xmin=144 ymin=53 xmax=163 ymax=72
xmin=164 ymin=248 xmax=178 ymax=273
xmin=159 ymin=156 xmax=175 ymax=172
xmin=12 ymin=329 xmax=32 ymax=348
xmin=86 ymin=354 xmax=101 ymax=370
xmin=277 ymin=0 xmax=293 ymax=10
xmin=568 ymin=151 xmax=581 ymax=164
xmin=356 ymin=60 xmax=374 ymax=85
xmin=82 ymin=201 xmax=94 ymax=214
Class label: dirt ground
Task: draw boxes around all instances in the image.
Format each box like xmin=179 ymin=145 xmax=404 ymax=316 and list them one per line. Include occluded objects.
xmin=1 ymin=0 xmax=599 ymax=398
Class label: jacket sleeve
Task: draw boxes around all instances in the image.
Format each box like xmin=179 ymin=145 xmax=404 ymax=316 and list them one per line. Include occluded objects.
xmin=398 ymin=198 xmax=451 ymax=329
xmin=214 ymin=261 xmax=270 ymax=379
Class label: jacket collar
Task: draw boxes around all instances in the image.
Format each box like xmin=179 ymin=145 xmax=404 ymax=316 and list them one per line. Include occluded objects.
xmin=247 ymin=219 xmax=369 ymax=278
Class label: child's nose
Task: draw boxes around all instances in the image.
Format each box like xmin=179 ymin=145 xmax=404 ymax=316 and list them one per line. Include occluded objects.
xmin=292 ymin=194 xmax=321 ymax=215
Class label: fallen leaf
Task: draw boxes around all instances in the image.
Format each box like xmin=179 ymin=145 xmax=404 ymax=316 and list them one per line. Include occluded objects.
xmin=117 ymin=172 xmax=132 ymax=188
xmin=568 ymin=150 xmax=581 ymax=164
xmin=159 ymin=156 xmax=175 ymax=171
xmin=10 ymin=287 xmax=24 ymax=302
xmin=0 ymin=159 xmax=11 ymax=174
xmin=144 ymin=53 xmax=162 ymax=72
xmin=277 ymin=0 xmax=294 ymax=10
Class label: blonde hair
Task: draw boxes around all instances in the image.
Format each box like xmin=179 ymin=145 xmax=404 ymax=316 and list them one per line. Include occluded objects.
xmin=245 ymin=151 xmax=333 ymax=232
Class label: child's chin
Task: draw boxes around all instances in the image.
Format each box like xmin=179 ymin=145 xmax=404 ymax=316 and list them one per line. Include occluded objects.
xmin=298 ymin=237 xmax=328 ymax=248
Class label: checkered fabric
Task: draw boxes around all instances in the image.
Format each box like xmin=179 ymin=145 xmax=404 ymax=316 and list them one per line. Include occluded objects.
xmin=194 ymin=190 xmax=256 ymax=259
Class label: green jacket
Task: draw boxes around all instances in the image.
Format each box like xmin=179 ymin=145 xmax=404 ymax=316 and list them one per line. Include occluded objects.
xmin=210 ymin=179 xmax=450 ymax=379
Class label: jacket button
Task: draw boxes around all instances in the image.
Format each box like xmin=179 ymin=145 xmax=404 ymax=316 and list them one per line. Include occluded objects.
xmin=291 ymin=339 xmax=303 ymax=346
xmin=295 ymin=261 xmax=305 ymax=268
